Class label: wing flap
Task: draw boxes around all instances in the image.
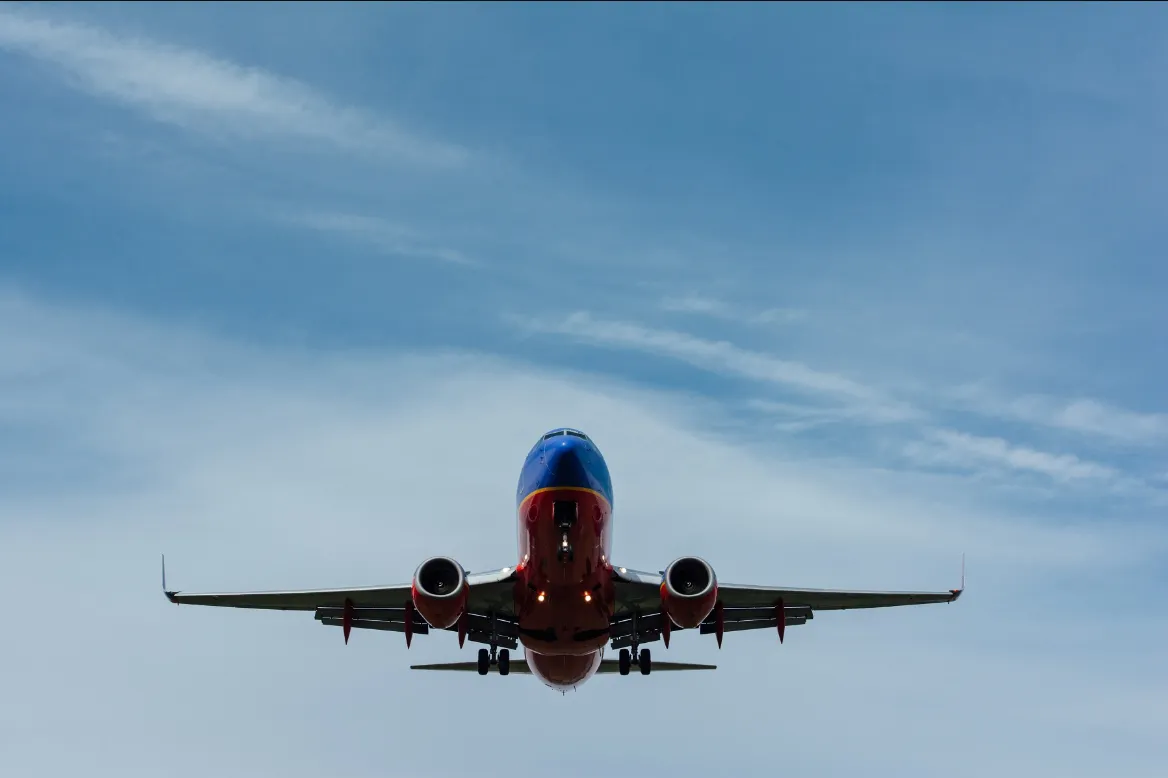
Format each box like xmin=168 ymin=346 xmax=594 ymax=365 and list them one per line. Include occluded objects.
xmin=319 ymin=617 xmax=431 ymax=635
xmin=699 ymin=616 xmax=807 ymax=635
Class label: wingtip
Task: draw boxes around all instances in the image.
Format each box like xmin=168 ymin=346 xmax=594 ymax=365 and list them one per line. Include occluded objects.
xmin=161 ymin=553 xmax=179 ymax=602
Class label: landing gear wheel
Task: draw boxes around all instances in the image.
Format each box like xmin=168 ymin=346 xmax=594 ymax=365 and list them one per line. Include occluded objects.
xmin=477 ymin=648 xmax=489 ymax=676
xmin=498 ymin=648 xmax=510 ymax=676
xmin=639 ymin=648 xmax=652 ymax=675
xmin=618 ymin=648 xmax=631 ymax=676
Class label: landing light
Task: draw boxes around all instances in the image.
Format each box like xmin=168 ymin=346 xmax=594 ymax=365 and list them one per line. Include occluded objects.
xmin=537 ymin=592 xmax=546 ymax=603
xmin=584 ymin=592 xmax=592 ymax=603
xmin=619 ymin=567 xmax=627 ymax=574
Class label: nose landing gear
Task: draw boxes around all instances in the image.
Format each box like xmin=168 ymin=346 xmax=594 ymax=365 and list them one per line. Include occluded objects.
xmin=554 ymin=500 xmax=576 ymax=563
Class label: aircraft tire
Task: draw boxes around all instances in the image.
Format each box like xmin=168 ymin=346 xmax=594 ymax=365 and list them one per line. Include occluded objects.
xmin=639 ymin=648 xmax=651 ymax=675
xmin=618 ymin=648 xmax=630 ymax=676
xmin=498 ymin=648 xmax=510 ymax=676
xmin=477 ymin=648 xmax=489 ymax=675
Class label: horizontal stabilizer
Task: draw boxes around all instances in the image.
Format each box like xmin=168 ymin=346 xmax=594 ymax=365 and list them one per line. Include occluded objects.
xmin=412 ymin=661 xmax=533 ymax=674
xmin=411 ymin=659 xmax=716 ymax=674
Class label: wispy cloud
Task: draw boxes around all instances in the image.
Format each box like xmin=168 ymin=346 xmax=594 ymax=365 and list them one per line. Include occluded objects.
xmin=745 ymin=398 xmax=886 ymax=432
xmin=952 ymin=385 xmax=1168 ymax=446
xmin=288 ymin=211 xmax=477 ymax=266
xmin=660 ymin=294 xmax=807 ymax=325
xmin=0 ymin=7 xmax=468 ymax=167
xmin=908 ymin=428 xmax=1120 ymax=483
xmin=514 ymin=311 xmax=919 ymax=423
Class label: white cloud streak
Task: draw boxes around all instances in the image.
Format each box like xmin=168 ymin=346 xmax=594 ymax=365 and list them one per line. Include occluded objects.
xmin=514 ymin=311 xmax=920 ymax=423
xmin=910 ymin=428 xmax=1120 ymax=483
xmin=0 ymin=7 xmax=468 ymax=167
xmin=289 ymin=211 xmax=477 ymax=266
xmin=952 ymin=385 xmax=1168 ymax=446
xmin=660 ymin=294 xmax=807 ymax=325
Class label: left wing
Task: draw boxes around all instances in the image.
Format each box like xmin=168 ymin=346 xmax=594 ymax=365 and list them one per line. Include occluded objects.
xmin=162 ymin=556 xmax=520 ymax=648
xmin=610 ymin=565 xmax=962 ymax=648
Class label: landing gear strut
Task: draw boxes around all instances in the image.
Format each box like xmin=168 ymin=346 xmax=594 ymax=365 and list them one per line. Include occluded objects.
xmin=554 ymin=501 xmax=576 ymax=563
xmin=477 ymin=611 xmax=510 ymax=676
xmin=618 ymin=612 xmax=652 ymax=676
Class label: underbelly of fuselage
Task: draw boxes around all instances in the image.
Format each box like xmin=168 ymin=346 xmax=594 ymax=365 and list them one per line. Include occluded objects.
xmin=514 ymin=487 xmax=614 ymax=657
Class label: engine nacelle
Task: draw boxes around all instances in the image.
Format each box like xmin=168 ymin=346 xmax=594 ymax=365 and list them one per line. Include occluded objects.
xmin=411 ymin=556 xmax=468 ymax=629
xmin=659 ymin=556 xmax=718 ymax=629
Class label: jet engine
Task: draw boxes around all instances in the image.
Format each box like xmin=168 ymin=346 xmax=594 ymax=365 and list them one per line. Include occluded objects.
xmin=411 ymin=556 xmax=468 ymax=629
xmin=659 ymin=556 xmax=718 ymax=629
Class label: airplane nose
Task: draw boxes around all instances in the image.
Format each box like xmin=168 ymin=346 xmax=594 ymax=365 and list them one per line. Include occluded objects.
xmin=543 ymin=438 xmax=589 ymax=488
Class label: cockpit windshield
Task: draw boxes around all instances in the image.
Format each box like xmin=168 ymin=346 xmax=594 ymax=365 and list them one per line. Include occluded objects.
xmin=541 ymin=428 xmax=590 ymax=442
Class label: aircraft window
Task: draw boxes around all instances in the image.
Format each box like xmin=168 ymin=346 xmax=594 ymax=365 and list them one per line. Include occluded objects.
xmin=566 ymin=430 xmax=589 ymax=441
xmin=542 ymin=431 xmax=566 ymax=440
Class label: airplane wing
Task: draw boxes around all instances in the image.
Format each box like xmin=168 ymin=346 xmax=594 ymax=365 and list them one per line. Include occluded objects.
xmin=161 ymin=556 xmax=520 ymax=648
xmin=609 ymin=565 xmax=962 ymax=648
xmin=410 ymin=659 xmax=716 ymax=674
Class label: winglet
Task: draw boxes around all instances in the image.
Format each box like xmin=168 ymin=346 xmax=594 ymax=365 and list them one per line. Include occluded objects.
xmin=949 ymin=553 xmax=965 ymax=601
xmin=162 ymin=554 xmax=178 ymax=603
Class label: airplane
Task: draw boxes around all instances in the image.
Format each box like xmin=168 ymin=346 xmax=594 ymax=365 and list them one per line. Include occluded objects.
xmin=163 ymin=427 xmax=963 ymax=691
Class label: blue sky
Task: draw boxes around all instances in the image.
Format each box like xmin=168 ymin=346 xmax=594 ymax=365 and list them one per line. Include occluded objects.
xmin=1 ymin=2 xmax=1165 ymax=776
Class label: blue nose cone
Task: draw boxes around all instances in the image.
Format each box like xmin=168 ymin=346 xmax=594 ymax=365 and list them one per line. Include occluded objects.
xmin=517 ymin=428 xmax=615 ymax=508
xmin=544 ymin=435 xmax=590 ymax=488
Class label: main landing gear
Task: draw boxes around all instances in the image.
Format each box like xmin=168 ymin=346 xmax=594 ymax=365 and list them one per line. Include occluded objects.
xmin=477 ymin=646 xmax=510 ymax=676
xmin=476 ymin=611 xmax=510 ymax=676
xmin=617 ymin=648 xmax=651 ymax=676
xmin=618 ymin=611 xmax=652 ymax=676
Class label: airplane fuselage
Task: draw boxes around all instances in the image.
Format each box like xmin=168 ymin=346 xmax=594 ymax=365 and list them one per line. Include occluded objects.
xmin=513 ymin=428 xmax=616 ymax=689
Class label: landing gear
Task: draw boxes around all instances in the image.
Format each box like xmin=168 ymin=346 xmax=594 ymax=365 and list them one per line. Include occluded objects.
xmin=498 ymin=648 xmax=510 ymax=676
xmin=476 ymin=612 xmax=507 ymax=676
xmin=618 ymin=647 xmax=652 ymax=676
xmin=618 ymin=612 xmax=653 ymax=676
xmin=554 ymin=500 xmax=576 ymax=563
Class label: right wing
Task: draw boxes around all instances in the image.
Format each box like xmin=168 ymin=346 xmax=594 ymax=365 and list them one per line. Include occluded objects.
xmin=610 ymin=565 xmax=962 ymax=648
xmin=162 ymin=556 xmax=520 ymax=648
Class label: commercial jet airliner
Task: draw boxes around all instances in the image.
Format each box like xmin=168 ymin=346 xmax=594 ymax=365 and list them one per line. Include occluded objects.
xmin=164 ymin=427 xmax=963 ymax=690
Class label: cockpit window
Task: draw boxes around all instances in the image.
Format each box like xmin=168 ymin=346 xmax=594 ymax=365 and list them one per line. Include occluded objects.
xmin=541 ymin=429 xmax=590 ymax=442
